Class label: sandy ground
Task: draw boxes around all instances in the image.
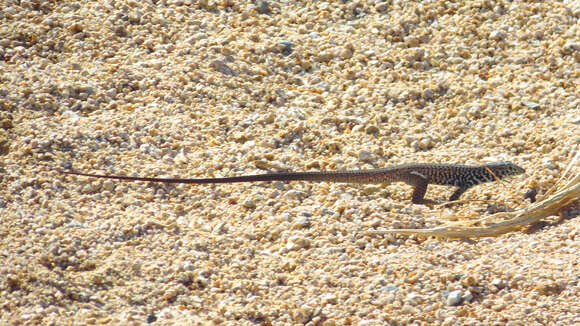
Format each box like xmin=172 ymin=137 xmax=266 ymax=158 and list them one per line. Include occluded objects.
xmin=1 ymin=1 xmax=579 ymax=325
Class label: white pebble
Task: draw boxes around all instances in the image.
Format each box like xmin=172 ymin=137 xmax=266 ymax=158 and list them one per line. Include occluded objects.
xmin=446 ymin=290 xmax=463 ymax=306
xmin=490 ymin=31 xmax=506 ymax=41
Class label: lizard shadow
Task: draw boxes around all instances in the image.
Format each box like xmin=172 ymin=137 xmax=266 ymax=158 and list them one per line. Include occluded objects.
xmin=523 ymin=207 xmax=579 ymax=234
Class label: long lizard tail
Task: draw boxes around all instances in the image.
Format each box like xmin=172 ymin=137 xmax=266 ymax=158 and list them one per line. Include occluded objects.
xmin=58 ymin=169 xmax=398 ymax=184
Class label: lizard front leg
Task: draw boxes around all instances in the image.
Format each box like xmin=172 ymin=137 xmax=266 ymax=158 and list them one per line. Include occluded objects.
xmin=449 ymin=187 xmax=468 ymax=201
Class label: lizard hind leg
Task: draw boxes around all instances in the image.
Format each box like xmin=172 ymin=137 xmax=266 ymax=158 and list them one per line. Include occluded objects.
xmin=407 ymin=171 xmax=436 ymax=205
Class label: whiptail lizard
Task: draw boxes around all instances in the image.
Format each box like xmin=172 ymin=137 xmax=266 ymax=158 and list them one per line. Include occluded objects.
xmin=59 ymin=161 xmax=524 ymax=204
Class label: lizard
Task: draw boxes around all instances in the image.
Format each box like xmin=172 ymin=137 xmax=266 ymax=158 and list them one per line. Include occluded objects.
xmin=59 ymin=161 xmax=525 ymax=205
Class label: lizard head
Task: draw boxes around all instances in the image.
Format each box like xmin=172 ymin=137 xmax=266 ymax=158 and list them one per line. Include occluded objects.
xmin=484 ymin=161 xmax=525 ymax=179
